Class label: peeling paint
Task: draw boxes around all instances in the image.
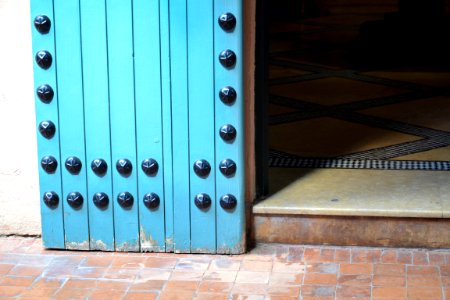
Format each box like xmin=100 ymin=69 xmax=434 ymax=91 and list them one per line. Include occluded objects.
xmin=140 ymin=226 xmax=164 ymax=253
xmin=165 ymin=236 xmax=174 ymax=251
xmin=217 ymin=232 xmax=247 ymax=255
xmin=115 ymin=240 xmax=140 ymax=252
xmin=65 ymin=240 xmax=89 ymax=251
xmin=90 ymin=239 xmax=110 ymax=251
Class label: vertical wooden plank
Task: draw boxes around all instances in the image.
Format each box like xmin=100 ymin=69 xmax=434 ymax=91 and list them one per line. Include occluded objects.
xmin=187 ymin=0 xmax=216 ymax=253
xmin=80 ymin=0 xmax=114 ymax=251
xmin=106 ymin=0 xmax=140 ymax=252
xmin=160 ymin=0 xmax=174 ymax=252
xmin=214 ymin=0 xmax=246 ymax=254
xmin=169 ymin=0 xmax=191 ymax=253
xmin=134 ymin=0 xmax=166 ymax=252
xmin=30 ymin=0 xmax=65 ymax=249
xmin=54 ymin=0 xmax=89 ymax=250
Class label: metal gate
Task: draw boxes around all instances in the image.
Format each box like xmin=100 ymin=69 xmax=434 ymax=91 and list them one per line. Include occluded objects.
xmin=31 ymin=0 xmax=245 ymax=254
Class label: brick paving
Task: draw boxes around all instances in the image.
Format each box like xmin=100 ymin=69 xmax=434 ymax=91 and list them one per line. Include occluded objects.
xmin=0 ymin=237 xmax=449 ymax=299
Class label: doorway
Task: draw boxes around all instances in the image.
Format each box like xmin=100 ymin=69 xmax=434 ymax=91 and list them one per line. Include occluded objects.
xmin=254 ymin=0 xmax=450 ymax=216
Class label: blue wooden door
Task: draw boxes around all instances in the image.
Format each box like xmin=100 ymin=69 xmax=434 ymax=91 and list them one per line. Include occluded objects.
xmin=31 ymin=0 xmax=245 ymax=254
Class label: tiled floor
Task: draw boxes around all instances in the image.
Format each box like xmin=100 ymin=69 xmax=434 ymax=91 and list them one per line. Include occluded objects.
xmin=0 ymin=237 xmax=449 ymax=299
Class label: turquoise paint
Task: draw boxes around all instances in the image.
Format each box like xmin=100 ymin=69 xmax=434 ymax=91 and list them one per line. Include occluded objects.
xmin=31 ymin=0 xmax=65 ymax=249
xmin=214 ymin=0 xmax=246 ymax=254
xmin=169 ymin=0 xmax=191 ymax=253
xmin=54 ymin=0 xmax=89 ymax=250
xmin=188 ymin=0 xmax=217 ymax=253
xmin=134 ymin=0 xmax=166 ymax=252
xmin=106 ymin=0 xmax=140 ymax=252
xmin=80 ymin=0 xmax=114 ymax=251
xmin=160 ymin=0 xmax=174 ymax=252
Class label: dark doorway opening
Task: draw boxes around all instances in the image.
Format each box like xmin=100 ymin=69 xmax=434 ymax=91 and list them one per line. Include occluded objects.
xmin=255 ymin=0 xmax=450 ymax=199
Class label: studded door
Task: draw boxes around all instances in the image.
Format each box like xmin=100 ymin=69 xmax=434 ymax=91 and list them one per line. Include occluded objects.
xmin=31 ymin=0 xmax=245 ymax=254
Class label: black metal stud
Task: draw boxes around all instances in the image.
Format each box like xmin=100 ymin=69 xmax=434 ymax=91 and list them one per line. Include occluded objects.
xmin=43 ymin=191 xmax=59 ymax=209
xmin=35 ymin=51 xmax=52 ymax=70
xmin=194 ymin=193 xmax=212 ymax=210
xmin=219 ymin=124 xmax=237 ymax=142
xmin=219 ymin=86 xmax=237 ymax=105
xmin=67 ymin=192 xmax=83 ymax=209
xmin=220 ymin=194 xmax=237 ymax=210
xmin=41 ymin=156 xmax=58 ymax=174
xmin=91 ymin=159 xmax=108 ymax=177
xmin=219 ymin=49 xmax=236 ymax=68
xmin=38 ymin=121 xmax=56 ymax=139
xmin=218 ymin=13 xmax=236 ymax=32
xmin=117 ymin=192 xmax=134 ymax=209
xmin=219 ymin=159 xmax=237 ymax=177
xmin=34 ymin=15 xmax=51 ymax=34
xmin=193 ymin=159 xmax=211 ymax=178
xmin=93 ymin=192 xmax=109 ymax=210
xmin=143 ymin=193 xmax=160 ymax=210
xmin=141 ymin=158 xmax=159 ymax=177
xmin=116 ymin=159 xmax=132 ymax=177
xmin=65 ymin=156 xmax=82 ymax=175
xmin=36 ymin=84 xmax=54 ymax=103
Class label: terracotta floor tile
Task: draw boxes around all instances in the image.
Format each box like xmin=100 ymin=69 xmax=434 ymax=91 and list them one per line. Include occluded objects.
xmin=80 ymin=256 xmax=113 ymax=268
xmin=372 ymin=287 xmax=407 ymax=299
xmin=111 ymin=256 xmax=146 ymax=269
xmin=340 ymin=263 xmax=373 ymax=275
xmin=407 ymin=287 xmax=443 ymax=300
xmin=8 ymin=265 xmax=45 ymax=277
xmin=203 ymin=270 xmax=237 ymax=282
xmin=303 ymin=248 xmax=322 ymax=262
xmin=269 ymin=272 xmax=303 ymax=286
xmin=272 ymin=261 xmax=306 ymax=273
xmin=129 ymin=279 xmax=166 ymax=291
xmin=194 ymin=292 xmax=229 ymax=300
xmin=267 ymin=285 xmax=301 ymax=297
xmin=441 ymin=266 xmax=450 ymax=276
xmin=230 ymin=295 xmax=265 ymax=300
xmin=407 ymin=275 xmax=442 ymax=287
xmin=302 ymin=284 xmax=336 ymax=298
xmin=0 ymin=286 xmax=25 ymax=297
xmin=374 ymin=264 xmax=405 ymax=276
xmin=338 ymin=274 xmax=372 ymax=286
xmin=30 ymin=277 xmax=65 ymax=289
xmin=137 ymin=268 xmax=172 ymax=281
xmin=0 ymin=264 xmax=14 ymax=275
xmin=236 ymin=271 xmax=270 ymax=284
xmin=176 ymin=258 xmax=210 ymax=271
xmin=164 ymin=280 xmax=199 ymax=291
xmin=336 ymin=285 xmax=371 ymax=298
xmin=54 ymin=287 xmax=92 ymax=300
xmin=71 ymin=267 xmax=106 ymax=279
xmin=170 ymin=270 xmax=204 ymax=281
xmin=397 ymin=251 xmax=412 ymax=264
xmin=103 ymin=267 xmax=139 ymax=280
xmin=286 ymin=247 xmax=304 ymax=262
xmin=306 ymin=263 xmax=338 ymax=274
xmin=241 ymin=260 xmax=273 ymax=272
xmin=198 ymin=281 xmax=233 ymax=293
xmin=231 ymin=283 xmax=267 ymax=295
xmin=334 ymin=249 xmax=351 ymax=263
xmin=380 ymin=250 xmax=397 ymax=264
xmin=144 ymin=257 xmax=178 ymax=269
xmin=367 ymin=250 xmax=382 ymax=263
xmin=123 ymin=291 xmax=159 ymax=300
xmin=159 ymin=291 xmax=196 ymax=300
xmin=428 ymin=253 xmax=446 ymax=265
xmin=351 ymin=250 xmax=369 ymax=263
xmin=372 ymin=275 xmax=406 ymax=287
xmin=441 ymin=276 xmax=450 ymax=287
xmin=63 ymin=278 xmax=97 ymax=289
xmin=209 ymin=258 xmax=241 ymax=271
xmin=413 ymin=252 xmax=429 ymax=265
xmin=304 ymin=274 xmax=337 ymax=285
xmin=19 ymin=287 xmax=57 ymax=298
xmin=445 ymin=288 xmax=450 ymax=300
xmin=407 ymin=266 xmax=439 ymax=276
xmin=89 ymin=289 xmax=126 ymax=300
xmin=95 ymin=279 xmax=131 ymax=290
xmin=0 ymin=276 xmax=36 ymax=287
